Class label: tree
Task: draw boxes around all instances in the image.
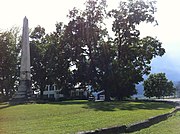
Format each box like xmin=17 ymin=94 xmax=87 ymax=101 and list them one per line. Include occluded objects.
xmin=0 ymin=28 xmax=20 ymax=100
xmin=64 ymin=0 xmax=110 ymax=95
xmin=30 ymin=24 xmax=73 ymax=97
xmin=29 ymin=0 xmax=166 ymax=101
xmin=30 ymin=26 xmax=48 ymax=96
xmin=46 ymin=22 xmax=74 ymax=97
xmin=144 ymin=73 xmax=176 ymax=98
xmin=62 ymin=0 xmax=165 ymax=100
xmin=0 ymin=0 xmax=167 ymax=101
xmin=106 ymin=0 xmax=165 ymax=100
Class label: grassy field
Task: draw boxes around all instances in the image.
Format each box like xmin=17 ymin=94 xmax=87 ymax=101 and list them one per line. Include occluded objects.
xmin=0 ymin=100 xmax=174 ymax=134
xmin=133 ymin=112 xmax=180 ymax=134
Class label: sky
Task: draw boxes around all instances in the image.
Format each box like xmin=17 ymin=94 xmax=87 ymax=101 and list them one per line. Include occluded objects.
xmin=0 ymin=0 xmax=180 ymax=80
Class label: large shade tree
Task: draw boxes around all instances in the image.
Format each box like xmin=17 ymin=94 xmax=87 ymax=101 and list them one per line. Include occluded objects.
xmin=62 ymin=0 xmax=165 ymax=100
xmin=48 ymin=0 xmax=165 ymax=100
xmin=64 ymin=0 xmax=110 ymax=90
xmin=107 ymin=0 xmax=165 ymax=100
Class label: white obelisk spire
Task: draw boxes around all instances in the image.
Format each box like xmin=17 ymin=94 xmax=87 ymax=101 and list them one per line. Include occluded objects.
xmin=13 ymin=17 xmax=31 ymax=100
xmin=20 ymin=16 xmax=31 ymax=81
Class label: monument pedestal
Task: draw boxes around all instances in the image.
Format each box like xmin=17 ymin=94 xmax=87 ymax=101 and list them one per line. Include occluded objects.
xmin=13 ymin=80 xmax=32 ymax=99
xmin=11 ymin=80 xmax=33 ymax=104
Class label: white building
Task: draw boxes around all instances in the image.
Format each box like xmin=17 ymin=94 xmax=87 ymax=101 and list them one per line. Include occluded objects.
xmin=43 ymin=84 xmax=64 ymax=100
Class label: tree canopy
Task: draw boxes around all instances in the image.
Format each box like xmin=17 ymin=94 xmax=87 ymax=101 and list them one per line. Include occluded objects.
xmin=0 ymin=28 xmax=20 ymax=100
xmin=144 ymin=73 xmax=176 ymax=98
xmin=0 ymin=0 xmax=167 ymax=101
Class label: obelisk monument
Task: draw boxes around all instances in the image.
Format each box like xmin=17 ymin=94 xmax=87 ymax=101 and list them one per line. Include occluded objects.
xmin=13 ymin=17 xmax=31 ymax=100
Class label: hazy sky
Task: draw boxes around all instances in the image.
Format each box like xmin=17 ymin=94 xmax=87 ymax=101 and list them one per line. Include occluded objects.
xmin=0 ymin=0 xmax=180 ymax=79
xmin=0 ymin=0 xmax=179 ymax=44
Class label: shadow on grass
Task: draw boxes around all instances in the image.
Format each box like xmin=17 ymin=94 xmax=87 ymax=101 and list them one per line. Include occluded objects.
xmin=43 ymin=100 xmax=89 ymax=105
xmin=82 ymin=101 xmax=174 ymax=111
xmin=1 ymin=100 xmax=174 ymax=112
xmin=46 ymin=100 xmax=174 ymax=112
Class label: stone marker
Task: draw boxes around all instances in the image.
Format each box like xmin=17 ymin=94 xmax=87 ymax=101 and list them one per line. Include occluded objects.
xmin=12 ymin=17 xmax=32 ymax=101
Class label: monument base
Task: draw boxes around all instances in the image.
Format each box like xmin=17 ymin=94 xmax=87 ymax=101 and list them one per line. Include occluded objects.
xmin=11 ymin=80 xmax=32 ymax=104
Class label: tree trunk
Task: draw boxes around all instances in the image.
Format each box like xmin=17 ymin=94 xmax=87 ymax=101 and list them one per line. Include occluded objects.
xmin=105 ymin=88 xmax=111 ymax=101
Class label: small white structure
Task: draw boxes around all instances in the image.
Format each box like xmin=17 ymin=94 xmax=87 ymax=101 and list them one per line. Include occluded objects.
xmin=43 ymin=84 xmax=63 ymax=100
xmin=87 ymin=85 xmax=105 ymax=101
xmin=91 ymin=90 xmax=105 ymax=101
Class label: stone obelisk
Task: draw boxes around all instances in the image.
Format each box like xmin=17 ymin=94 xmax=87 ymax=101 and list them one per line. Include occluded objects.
xmin=13 ymin=17 xmax=31 ymax=100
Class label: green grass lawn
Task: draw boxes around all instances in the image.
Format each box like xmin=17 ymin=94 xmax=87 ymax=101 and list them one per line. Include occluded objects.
xmin=133 ymin=112 xmax=180 ymax=134
xmin=0 ymin=100 xmax=174 ymax=134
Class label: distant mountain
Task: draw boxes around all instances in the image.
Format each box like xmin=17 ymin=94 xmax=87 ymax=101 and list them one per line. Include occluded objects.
xmin=150 ymin=53 xmax=180 ymax=82
xmin=134 ymin=83 xmax=144 ymax=98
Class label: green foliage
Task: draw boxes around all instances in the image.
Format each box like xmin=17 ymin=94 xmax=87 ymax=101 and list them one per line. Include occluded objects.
xmin=30 ymin=24 xmax=72 ymax=96
xmin=0 ymin=101 xmax=174 ymax=133
xmin=60 ymin=0 xmax=165 ymax=100
xmin=106 ymin=0 xmax=165 ymax=100
xmin=64 ymin=0 xmax=116 ymax=100
xmin=144 ymin=73 xmax=176 ymax=98
xmin=0 ymin=28 xmax=20 ymax=100
xmin=0 ymin=0 xmax=166 ymax=101
xmin=30 ymin=26 xmax=48 ymax=95
xmin=65 ymin=0 xmax=109 ymax=86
